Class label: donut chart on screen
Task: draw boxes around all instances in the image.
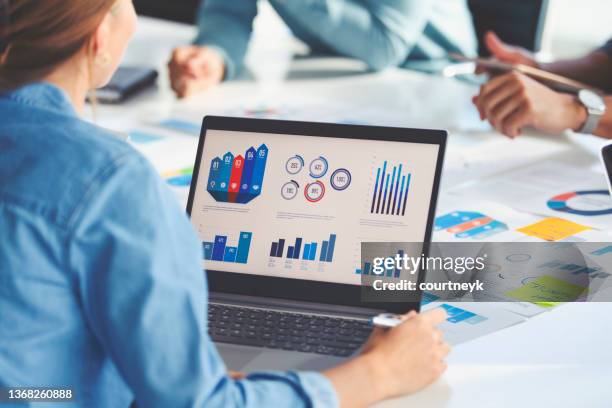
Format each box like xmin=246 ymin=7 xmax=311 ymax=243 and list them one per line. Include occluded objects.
xmin=547 ymin=190 xmax=612 ymax=216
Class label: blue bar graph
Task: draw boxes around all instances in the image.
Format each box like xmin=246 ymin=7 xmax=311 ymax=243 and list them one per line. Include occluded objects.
xmin=211 ymin=236 xmax=227 ymax=261
xmin=224 ymin=247 xmax=238 ymax=262
xmin=356 ymin=249 xmax=404 ymax=277
xmin=370 ymin=161 xmax=411 ymax=216
xmin=326 ymin=234 xmax=337 ymax=262
xmin=270 ymin=234 xmax=336 ymax=263
xmin=293 ymin=238 xmax=303 ymax=259
xmin=236 ymin=232 xmax=252 ymax=263
xmin=202 ymin=232 xmax=252 ymax=264
xmin=202 ymin=242 xmax=214 ymax=260
xmin=303 ymin=244 xmax=311 ymax=260
xmin=320 ymin=241 xmax=329 ymax=262
xmin=309 ymin=243 xmax=317 ymax=261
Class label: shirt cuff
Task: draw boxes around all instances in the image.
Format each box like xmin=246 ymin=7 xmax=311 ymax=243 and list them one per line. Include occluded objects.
xmin=294 ymin=371 xmax=339 ymax=408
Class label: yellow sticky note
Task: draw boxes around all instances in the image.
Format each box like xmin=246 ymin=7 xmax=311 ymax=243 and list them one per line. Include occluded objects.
xmin=517 ymin=218 xmax=590 ymax=241
xmin=505 ymin=275 xmax=587 ymax=306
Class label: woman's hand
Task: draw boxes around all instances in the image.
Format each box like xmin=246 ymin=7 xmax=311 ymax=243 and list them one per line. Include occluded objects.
xmin=324 ymin=309 xmax=450 ymax=407
xmin=484 ymin=31 xmax=538 ymax=68
xmin=168 ymin=45 xmax=225 ymax=98
xmin=473 ymin=71 xmax=587 ymax=138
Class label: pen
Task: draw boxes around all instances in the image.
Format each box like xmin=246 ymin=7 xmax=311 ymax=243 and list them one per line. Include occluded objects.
xmin=371 ymin=313 xmax=405 ymax=328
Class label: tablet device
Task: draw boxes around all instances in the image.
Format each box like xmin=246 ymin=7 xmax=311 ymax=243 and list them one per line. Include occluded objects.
xmin=95 ymin=66 xmax=158 ymax=104
xmin=450 ymin=53 xmax=600 ymax=94
xmin=603 ymin=142 xmax=612 ymax=195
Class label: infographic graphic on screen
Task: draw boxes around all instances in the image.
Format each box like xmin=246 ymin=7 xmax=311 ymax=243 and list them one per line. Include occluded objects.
xmin=207 ymin=144 xmax=268 ymax=204
xmin=370 ymin=161 xmax=411 ymax=216
xmin=270 ymin=234 xmax=337 ymax=262
xmin=190 ymin=129 xmax=440 ymax=284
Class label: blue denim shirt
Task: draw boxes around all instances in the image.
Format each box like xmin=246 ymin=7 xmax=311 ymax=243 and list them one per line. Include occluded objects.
xmin=195 ymin=0 xmax=477 ymax=79
xmin=0 ymin=83 xmax=338 ymax=408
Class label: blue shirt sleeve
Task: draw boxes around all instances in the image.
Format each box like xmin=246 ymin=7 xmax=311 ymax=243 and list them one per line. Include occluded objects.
xmin=270 ymin=0 xmax=435 ymax=70
xmin=599 ymin=38 xmax=612 ymax=57
xmin=68 ymin=151 xmax=338 ymax=407
xmin=194 ymin=0 xmax=259 ymax=80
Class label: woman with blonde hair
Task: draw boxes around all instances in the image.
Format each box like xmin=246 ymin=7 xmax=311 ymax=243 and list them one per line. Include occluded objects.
xmin=0 ymin=1 xmax=449 ymax=406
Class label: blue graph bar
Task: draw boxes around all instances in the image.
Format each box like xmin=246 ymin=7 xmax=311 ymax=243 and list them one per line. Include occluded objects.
xmin=303 ymin=244 xmax=311 ymax=260
xmin=401 ymin=174 xmax=411 ymax=216
xmin=397 ymin=175 xmax=406 ymax=215
xmin=270 ymin=242 xmax=278 ymax=257
xmin=202 ymin=242 xmax=213 ymax=260
xmin=376 ymin=161 xmax=387 ymax=213
xmin=320 ymin=241 xmax=329 ymax=262
xmin=293 ymin=238 xmax=303 ymax=259
xmin=391 ymin=164 xmax=402 ymax=215
xmin=386 ymin=166 xmax=397 ymax=214
xmin=592 ymin=245 xmax=612 ymax=256
xmin=309 ymin=243 xmax=317 ymax=261
xmin=288 ymin=246 xmax=294 ymax=259
xmin=370 ymin=168 xmax=381 ymax=213
xmin=212 ymin=235 xmax=227 ymax=261
xmin=448 ymin=310 xmax=476 ymax=323
xmin=325 ymin=234 xmax=336 ymax=262
xmin=236 ymin=232 xmax=252 ymax=264
xmin=381 ymin=174 xmax=390 ymax=215
xmin=223 ymin=247 xmax=238 ymax=263
xmin=277 ymin=239 xmax=285 ymax=257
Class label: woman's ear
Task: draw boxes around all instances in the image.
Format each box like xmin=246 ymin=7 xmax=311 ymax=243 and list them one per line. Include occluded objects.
xmin=90 ymin=13 xmax=112 ymax=68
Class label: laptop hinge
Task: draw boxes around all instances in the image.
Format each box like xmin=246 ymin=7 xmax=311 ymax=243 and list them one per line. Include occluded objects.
xmin=210 ymin=292 xmax=382 ymax=319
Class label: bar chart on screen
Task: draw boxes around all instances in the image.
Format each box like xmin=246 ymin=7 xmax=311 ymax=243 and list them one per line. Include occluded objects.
xmin=369 ymin=161 xmax=412 ymax=216
xmin=355 ymin=249 xmax=405 ymax=277
xmin=202 ymin=231 xmax=253 ymax=264
xmin=269 ymin=234 xmax=337 ymax=263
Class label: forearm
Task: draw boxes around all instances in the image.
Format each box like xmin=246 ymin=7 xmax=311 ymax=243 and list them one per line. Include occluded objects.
xmin=270 ymin=0 xmax=431 ymax=70
xmin=324 ymin=354 xmax=387 ymax=407
xmin=541 ymin=51 xmax=612 ymax=91
xmin=194 ymin=0 xmax=258 ymax=79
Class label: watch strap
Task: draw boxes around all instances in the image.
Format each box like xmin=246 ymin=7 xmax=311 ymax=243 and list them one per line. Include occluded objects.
xmin=580 ymin=107 xmax=602 ymax=134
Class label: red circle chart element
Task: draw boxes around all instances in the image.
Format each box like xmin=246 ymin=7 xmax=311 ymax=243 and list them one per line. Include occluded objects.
xmin=304 ymin=181 xmax=326 ymax=202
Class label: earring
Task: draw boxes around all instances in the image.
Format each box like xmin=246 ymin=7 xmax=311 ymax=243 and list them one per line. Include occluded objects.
xmin=95 ymin=51 xmax=111 ymax=67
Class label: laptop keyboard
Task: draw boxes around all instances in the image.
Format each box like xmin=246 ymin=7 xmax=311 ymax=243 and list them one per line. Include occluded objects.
xmin=208 ymin=304 xmax=373 ymax=357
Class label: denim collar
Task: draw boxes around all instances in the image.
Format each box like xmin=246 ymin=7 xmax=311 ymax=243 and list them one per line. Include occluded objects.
xmin=1 ymin=82 xmax=77 ymax=117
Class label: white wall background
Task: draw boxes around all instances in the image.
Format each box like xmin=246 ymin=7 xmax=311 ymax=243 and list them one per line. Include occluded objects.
xmin=543 ymin=0 xmax=612 ymax=58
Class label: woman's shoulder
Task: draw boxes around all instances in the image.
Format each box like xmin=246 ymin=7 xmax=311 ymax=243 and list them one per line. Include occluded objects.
xmin=0 ymin=102 xmax=158 ymax=230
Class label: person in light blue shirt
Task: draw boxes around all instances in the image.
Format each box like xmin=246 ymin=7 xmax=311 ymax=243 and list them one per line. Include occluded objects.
xmin=168 ymin=0 xmax=477 ymax=97
xmin=0 ymin=0 xmax=449 ymax=407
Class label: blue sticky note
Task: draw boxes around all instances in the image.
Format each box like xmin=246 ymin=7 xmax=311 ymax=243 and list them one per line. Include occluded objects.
xmin=129 ymin=131 xmax=163 ymax=144
xmin=159 ymin=119 xmax=200 ymax=135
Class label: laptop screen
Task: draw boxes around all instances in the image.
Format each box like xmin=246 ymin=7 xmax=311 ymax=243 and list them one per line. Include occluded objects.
xmin=190 ymin=128 xmax=441 ymax=286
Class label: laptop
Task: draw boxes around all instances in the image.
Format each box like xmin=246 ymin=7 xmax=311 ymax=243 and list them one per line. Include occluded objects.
xmin=186 ymin=116 xmax=447 ymax=371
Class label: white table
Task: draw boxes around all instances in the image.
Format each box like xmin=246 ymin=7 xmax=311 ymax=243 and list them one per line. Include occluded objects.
xmin=95 ymin=16 xmax=612 ymax=408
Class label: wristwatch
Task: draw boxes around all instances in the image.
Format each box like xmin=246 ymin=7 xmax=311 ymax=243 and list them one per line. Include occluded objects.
xmin=577 ymin=89 xmax=606 ymax=134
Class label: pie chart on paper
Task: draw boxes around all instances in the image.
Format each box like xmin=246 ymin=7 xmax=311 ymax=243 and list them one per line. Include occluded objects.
xmin=547 ymin=190 xmax=612 ymax=216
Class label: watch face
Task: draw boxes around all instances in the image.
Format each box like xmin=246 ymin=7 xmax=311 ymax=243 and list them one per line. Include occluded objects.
xmin=580 ymin=90 xmax=606 ymax=111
